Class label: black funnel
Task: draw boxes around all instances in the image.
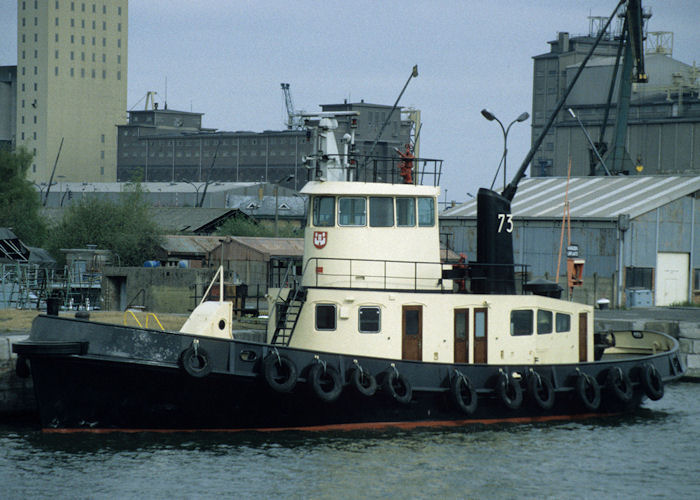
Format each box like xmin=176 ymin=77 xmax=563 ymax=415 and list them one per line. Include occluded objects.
xmin=473 ymin=188 xmax=515 ymax=294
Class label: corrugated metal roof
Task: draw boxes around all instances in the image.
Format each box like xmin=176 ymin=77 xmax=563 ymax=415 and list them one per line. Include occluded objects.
xmin=228 ymin=236 xmax=304 ymax=257
xmin=160 ymin=235 xmax=222 ymax=255
xmin=442 ymin=175 xmax=700 ymax=220
xmin=150 ymin=207 xmax=243 ymax=233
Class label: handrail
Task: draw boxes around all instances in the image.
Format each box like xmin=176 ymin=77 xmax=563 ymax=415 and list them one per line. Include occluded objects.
xmin=123 ymin=309 xmax=165 ymax=330
xmin=302 ymin=256 xmax=528 ymax=293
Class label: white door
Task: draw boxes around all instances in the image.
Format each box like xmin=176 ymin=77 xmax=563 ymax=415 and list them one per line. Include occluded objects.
xmin=656 ymin=252 xmax=689 ymax=306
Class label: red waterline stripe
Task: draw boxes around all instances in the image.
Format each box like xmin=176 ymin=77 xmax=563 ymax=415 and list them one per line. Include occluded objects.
xmin=42 ymin=412 xmax=619 ymax=434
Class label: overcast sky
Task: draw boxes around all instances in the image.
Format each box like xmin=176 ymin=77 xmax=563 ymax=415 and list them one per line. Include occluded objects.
xmin=1 ymin=1 xmax=698 ymax=203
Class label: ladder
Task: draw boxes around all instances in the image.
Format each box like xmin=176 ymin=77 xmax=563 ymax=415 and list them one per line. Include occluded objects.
xmin=270 ymin=285 xmax=306 ymax=346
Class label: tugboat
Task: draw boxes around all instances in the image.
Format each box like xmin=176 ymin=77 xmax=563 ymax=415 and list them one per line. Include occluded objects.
xmin=13 ymin=110 xmax=685 ymax=432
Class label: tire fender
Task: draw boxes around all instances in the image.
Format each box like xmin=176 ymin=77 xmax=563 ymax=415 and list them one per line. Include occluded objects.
xmin=496 ymin=372 xmax=523 ymax=410
xmin=450 ymin=372 xmax=478 ymax=414
xmin=309 ymin=363 xmax=343 ymax=403
xmin=640 ymin=363 xmax=664 ymax=401
xmin=180 ymin=345 xmax=212 ymax=378
xmin=576 ymin=373 xmax=601 ymax=411
xmin=606 ymin=366 xmax=633 ymax=404
xmin=528 ymin=370 xmax=555 ymax=410
xmin=262 ymin=353 xmax=298 ymax=393
xmin=382 ymin=369 xmax=412 ymax=404
xmin=350 ymin=366 xmax=377 ymax=397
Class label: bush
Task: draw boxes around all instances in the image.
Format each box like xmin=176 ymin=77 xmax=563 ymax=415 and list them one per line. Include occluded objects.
xmin=47 ymin=184 xmax=163 ymax=266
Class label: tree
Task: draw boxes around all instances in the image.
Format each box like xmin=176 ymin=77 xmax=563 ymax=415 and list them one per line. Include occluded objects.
xmin=0 ymin=147 xmax=47 ymax=245
xmin=47 ymin=184 xmax=163 ymax=266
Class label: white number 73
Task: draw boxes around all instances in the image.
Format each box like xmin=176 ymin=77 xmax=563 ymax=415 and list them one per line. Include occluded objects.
xmin=497 ymin=213 xmax=513 ymax=233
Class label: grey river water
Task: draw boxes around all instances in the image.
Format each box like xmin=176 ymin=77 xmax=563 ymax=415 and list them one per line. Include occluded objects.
xmin=1 ymin=382 xmax=699 ymax=499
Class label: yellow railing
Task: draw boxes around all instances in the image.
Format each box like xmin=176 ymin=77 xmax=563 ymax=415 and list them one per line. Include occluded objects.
xmin=123 ymin=309 xmax=165 ymax=331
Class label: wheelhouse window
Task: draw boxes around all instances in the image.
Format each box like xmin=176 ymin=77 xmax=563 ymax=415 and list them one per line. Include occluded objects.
xmin=370 ymin=197 xmax=394 ymax=227
xmin=510 ymin=310 xmax=533 ymax=336
xmin=556 ymin=313 xmax=571 ymax=332
xmin=418 ymin=197 xmax=435 ymax=227
xmin=315 ymin=304 xmax=336 ymax=331
xmin=313 ymin=196 xmax=334 ymax=227
xmin=537 ymin=310 xmax=553 ymax=334
xmin=359 ymin=306 xmax=381 ymax=333
xmin=338 ymin=197 xmax=366 ymax=226
xmin=396 ymin=197 xmax=415 ymax=226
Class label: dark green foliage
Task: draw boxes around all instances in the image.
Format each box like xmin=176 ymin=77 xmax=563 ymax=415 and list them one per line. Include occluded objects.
xmin=0 ymin=147 xmax=47 ymax=245
xmin=47 ymin=184 xmax=163 ymax=266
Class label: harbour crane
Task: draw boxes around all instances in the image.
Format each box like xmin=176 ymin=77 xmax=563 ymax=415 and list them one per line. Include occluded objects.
xmin=281 ymin=83 xmax=304 ymax=129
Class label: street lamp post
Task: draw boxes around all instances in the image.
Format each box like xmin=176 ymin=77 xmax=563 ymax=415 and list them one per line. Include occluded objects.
xmin=274 ymin=174 xmax=295 ymax=237
xmin=182 ymin=180 xmax=204 ymax=207
xmin=481 ymin=109 xmax=529 ymax=191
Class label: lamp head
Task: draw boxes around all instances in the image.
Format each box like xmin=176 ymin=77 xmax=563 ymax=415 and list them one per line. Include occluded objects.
xmin=480 ymin=109 xmax=496 ymax=121
xmin=516 ymin=112 xmax=530 ymax=122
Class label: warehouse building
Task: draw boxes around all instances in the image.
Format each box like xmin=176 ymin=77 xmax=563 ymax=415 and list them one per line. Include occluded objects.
xmin=441 ymin=175 xmax=700 ymax=307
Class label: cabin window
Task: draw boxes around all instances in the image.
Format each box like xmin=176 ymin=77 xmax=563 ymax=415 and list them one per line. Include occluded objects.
xmin=359 ymin=306 xmax=381 ymax=333
xmin=418 ymin=197 xmax=435 ymax=227
xmin=370 ymin=197 xmax=394 ymax=227
xmin=510 ymin=310 xmax=533 ymax=336
xmin=315 ymin=304 xmax=336 ymax=331
xmin=537 ymin=310 xmax=553 ymax=334
xmin=474 ymin=309 xmax=486 ymax=338
xmin=313 ymin=196 xmax=334 ymax=227
xmin=396 ymin=198 xmax=415 ymax=226
xmin=455 ymin=310 xmax=467 ymax=340
xmin=338 ymin=197 xmax=366 ymax=226
xmin=556 ymin=313 xmax=571 ymax=332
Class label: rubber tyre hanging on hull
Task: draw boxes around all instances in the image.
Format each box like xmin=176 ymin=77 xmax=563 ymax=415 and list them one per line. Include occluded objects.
xmin=349 ymin=367 xmax=377 ymax=397
xmin=382 ymin=369 xmax=412 ymax=404
xmin=576 ymin=373 xmax=601 ymax=411
xmin=640 ymin=363 xmax=664 ymax=401
xmin=262 ymin=354 xmax=298 ymax=393
xmin=605 ymin=366 xmax=633 ymax=404
xmin=308 ymin=363 xmax=343 ymax=403
xmin=180 ymin=346 xmax=212 ymax=378
xmin=450 ymin=372 xmax=478 ymax=414
xmin=528 ymin=370 xmax=555 ymax=410
xmin=496 ymin=372 xmax=523 ymax=410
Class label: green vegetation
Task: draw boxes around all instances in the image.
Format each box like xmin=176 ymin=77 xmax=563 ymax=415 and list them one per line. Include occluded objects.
xmin=47 ymin=183 xmax=164 ymax=266
xmin=216 ymin=216 xmax=301 ymax=238
xmin=0 ymin=147 xmax=47 ymax=245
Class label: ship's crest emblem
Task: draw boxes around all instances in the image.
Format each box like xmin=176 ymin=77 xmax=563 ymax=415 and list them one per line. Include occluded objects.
xmin=313 ymin=231 xmax=327 ymax=249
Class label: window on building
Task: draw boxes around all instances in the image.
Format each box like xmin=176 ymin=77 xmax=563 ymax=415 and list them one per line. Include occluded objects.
xmin=555 ymin=313 xmax=571 ymax=332
xmin=511 ymin=310 xmax=533 ymax=336
xmin=625 ymin=267 xmax=653 ymax=289
xmin=315 ymin=304 xmax=336 ymax=331
xmin=418 ymin=197 xmax=435 ymax=227
xmin=338 ymin=197 xmax=366 ymax=226
xmin=537 ymin=310 xmax=553 ymax=334
xmin=369 ymin=197 xmax=393 ymax=227
xmin=396 ymin=198 xmax=415 ymax=226
xmin=359 ymin=307 xmax=381 ymax=333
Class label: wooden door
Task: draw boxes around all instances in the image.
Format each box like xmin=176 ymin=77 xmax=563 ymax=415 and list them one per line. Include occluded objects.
xmin=454 ymin=309 xmax=469 ymax=363
xmin=473 ymin=308 xmax=487 ymax=363
xmin=579 ymin=312 xmax=588 ymax=362
xmin=402 ymin=305 xmax=422 ymax=361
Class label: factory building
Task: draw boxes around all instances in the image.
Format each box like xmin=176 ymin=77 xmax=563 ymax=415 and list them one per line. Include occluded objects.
xmin=116 ymin=101 xmax=414 ymax=188
xmin=531 ymin=25 xmax=700 ymax=177
xmin=14 ymin=0 xmax=128 ymax=183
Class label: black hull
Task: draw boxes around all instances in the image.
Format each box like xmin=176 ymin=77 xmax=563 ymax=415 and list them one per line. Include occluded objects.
xmin=14 ymin=315 xmax=685 ymax=432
